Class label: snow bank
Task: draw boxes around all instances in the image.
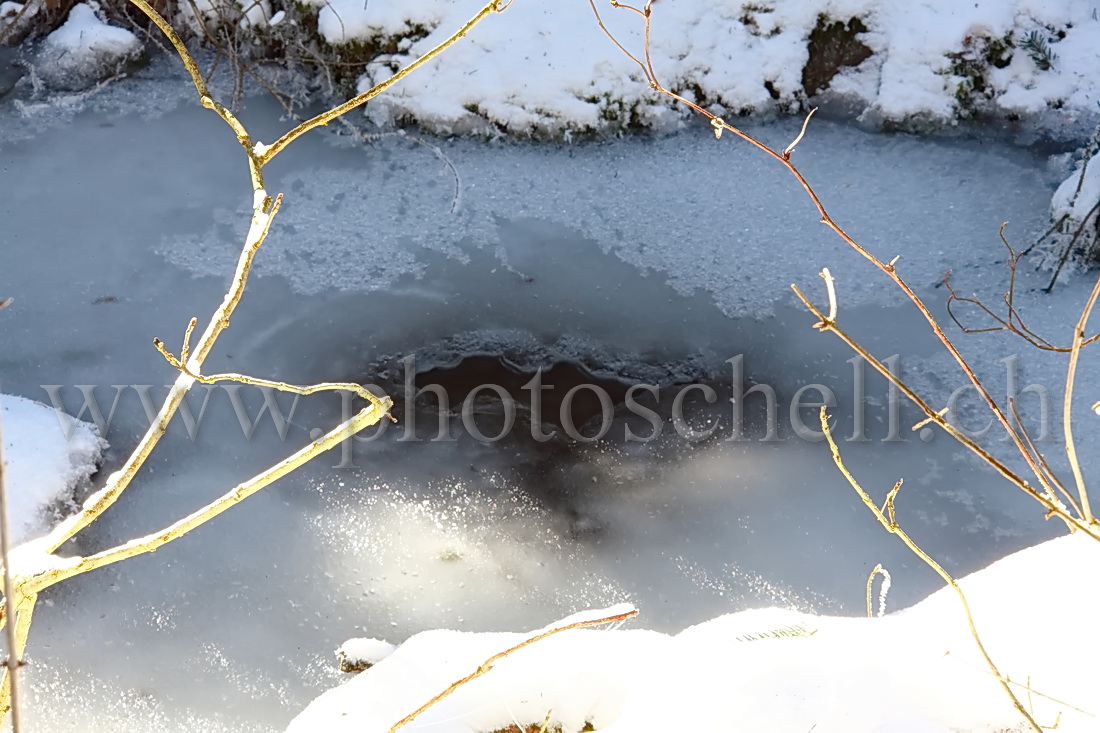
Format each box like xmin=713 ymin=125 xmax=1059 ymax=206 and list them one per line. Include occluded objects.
xmin=33 ymin=3 xmax=143 ymax=91
xmin=14 ymin=0 xmax=1100 ymax=137
xmin=1 ymin=393 xmax=106 ymax=545
xmin=289 ymin=533 xmax=1099 ymax=732
xmin=338 ymin=0 xmax=1100 ymax=137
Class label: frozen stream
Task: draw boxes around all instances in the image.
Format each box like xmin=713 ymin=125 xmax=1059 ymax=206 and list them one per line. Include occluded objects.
xmin=1 ymin=75 xmax=1093 ymax=731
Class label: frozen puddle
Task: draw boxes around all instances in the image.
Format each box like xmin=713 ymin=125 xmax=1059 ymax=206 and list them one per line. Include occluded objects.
xmin=0 ymin=87 xmax=1081 ymax=731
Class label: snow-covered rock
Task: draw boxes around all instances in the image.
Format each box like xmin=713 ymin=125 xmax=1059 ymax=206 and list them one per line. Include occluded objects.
xmin=337 ymin=637 xmax=398 ymax=673
xmin=2 ymin=393 xmax=107 ymax=545
xmin=33 ymin=3 xmax=144 ymax=91
xmin=289 ymin=533 xmax=1100 ymax=732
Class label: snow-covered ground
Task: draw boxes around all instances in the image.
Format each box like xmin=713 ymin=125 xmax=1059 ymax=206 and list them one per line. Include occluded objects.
xmin=290 ymin=532 xmax=1100 ymax=732
xmin=339 ymin=0 xmax=1100 ymax=137
xmin=1 ymin=1 xmax=1099 ymax=731
xmin=6 ymin=0 xmax=1100 ymax=137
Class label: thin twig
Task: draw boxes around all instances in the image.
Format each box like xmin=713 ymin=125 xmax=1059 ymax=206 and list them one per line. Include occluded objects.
xmin=388 ymin=606 xmax=638 ymax=732
xmin=153 ymin=331 xmax=395 ymax=419
xmin=784 ymin=107 xmax=817 ymax=159
xmin=1046 ymin=199 xmax=1100 ymax=293
xmin=791 ymin=281 xmax=1094 ymax=538
xmin=587 ymin=0 xmax=1069 ymax=522
xmin=0 ymin=403 xmax=23 ymax=732
xmin=1008 ymin=397 xmax=1082 ymax=518
xmin=819 ymin=407 xmax=1042 ymax=733
xmin=865 ymin=564 xmax=887 ymax=618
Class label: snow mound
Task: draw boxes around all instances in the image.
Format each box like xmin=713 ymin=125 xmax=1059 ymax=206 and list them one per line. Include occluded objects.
xmin=33 ymin=3 xmax=143 ymax=91
xmin=2 ymin=393 xmax=107 ymax=545
xmin=1052 ymin=153 xmax=1100 ymax=225
xmin=289 ymin=533 xmax=1099 ymax=732
xmin=337 ymin=638 xmax=398 ymax=673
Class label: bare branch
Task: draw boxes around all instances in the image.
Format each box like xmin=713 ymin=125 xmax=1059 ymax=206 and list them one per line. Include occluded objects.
xmin=23 ymin=398 xmax=391 ymax=595
xmin=589 ymin=0 xmax=1065 ymax=515
xmin=820 ymin=407 xmax=1043 ymax=733
xmin=389 ymin=605 xmax=638 ymax=732
xmin=258 ymin=0 xmax=509 ymax=165
xmin=791 ymin=283 xmax=1094 ymax=538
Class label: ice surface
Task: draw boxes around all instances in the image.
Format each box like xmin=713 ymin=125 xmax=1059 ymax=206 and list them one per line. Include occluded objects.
xmin=161 ymin=112 xmax=1055 ymax=323
xmin=1 ymin=80 xmax=1097 ymax=732
xmin=1 ymin=393 xmax=106 ymax=545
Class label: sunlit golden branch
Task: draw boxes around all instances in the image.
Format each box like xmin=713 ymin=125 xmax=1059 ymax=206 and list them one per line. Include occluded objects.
xmin=1062 ymin=273 xmax=1100 ymax=524
xmin=153 ymin=321 xmax=394 ymax=417
xmin=1008 ymin=398 xmax=1082 ymax=518
xmin=22 ymin=399 xmax=390 ymax=595
xmin=41 ymin=192 xmax=283 ymax=556
xmin=257 ymin=0 xmax=510 ymax=165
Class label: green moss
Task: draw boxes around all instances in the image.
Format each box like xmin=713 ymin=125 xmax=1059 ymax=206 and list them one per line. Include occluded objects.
xmin=943 ymin=31 xmax=1014 ymax=118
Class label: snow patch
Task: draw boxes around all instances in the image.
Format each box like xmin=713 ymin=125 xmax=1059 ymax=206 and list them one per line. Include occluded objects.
xmin=33 ymin=3 xmax=143 ymax=91
xmin=311 ymin=0 xmax=443 ymax=47
xmin=1 ymin=393 xmax=107 ymax=545
xmin=337 ymin=638 xmax=397 ymax=672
